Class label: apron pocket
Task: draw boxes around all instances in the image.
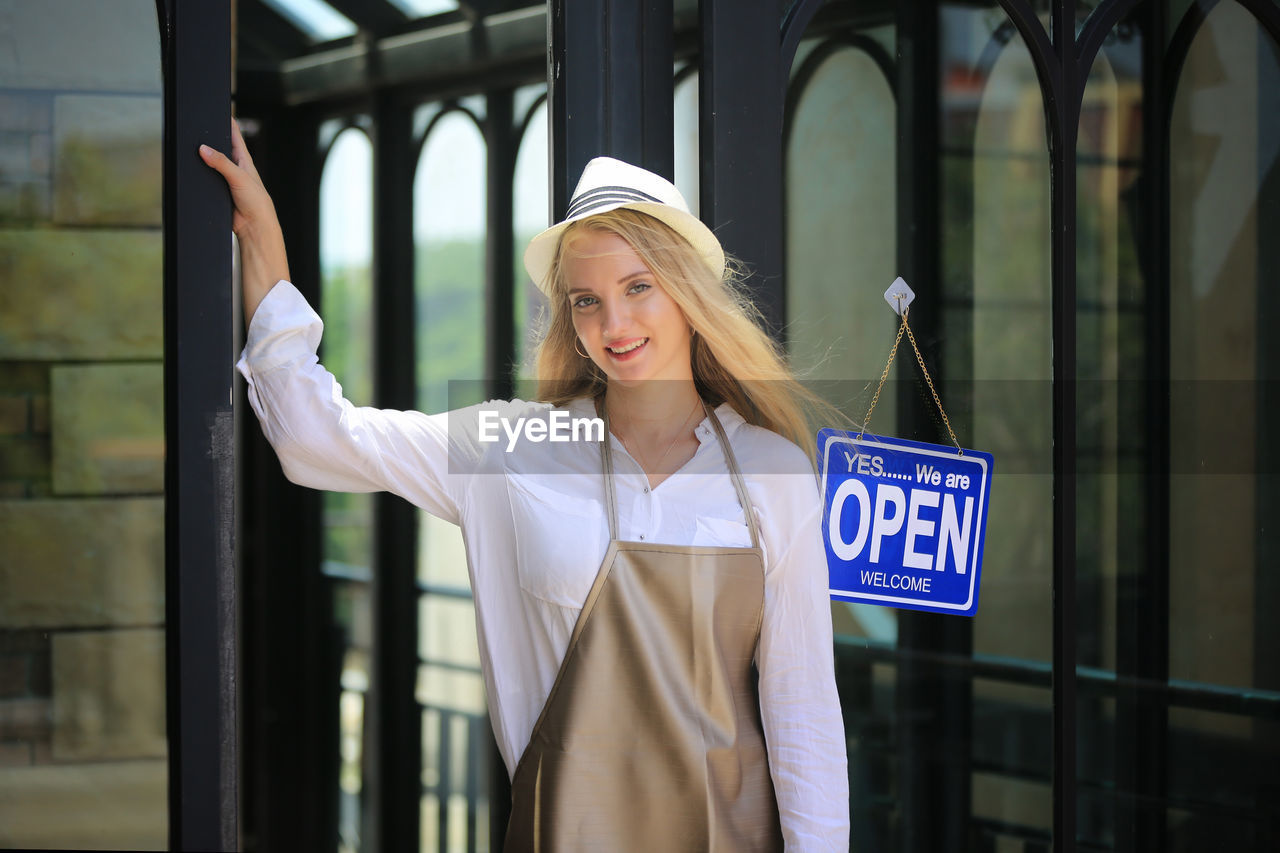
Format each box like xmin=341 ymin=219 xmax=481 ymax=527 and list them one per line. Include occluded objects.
xmin=506 ymin=472 xmax=607 ymax=608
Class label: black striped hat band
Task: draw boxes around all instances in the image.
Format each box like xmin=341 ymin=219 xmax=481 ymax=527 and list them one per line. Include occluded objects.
xmin=565 ymin=185 xmax=665 ymax=219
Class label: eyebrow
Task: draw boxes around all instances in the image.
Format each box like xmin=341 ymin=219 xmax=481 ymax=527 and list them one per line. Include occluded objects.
xmin=567 ymin=270 xmax=650 ymax=297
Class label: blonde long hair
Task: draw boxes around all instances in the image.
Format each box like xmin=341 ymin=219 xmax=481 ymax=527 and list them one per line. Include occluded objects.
xmin=533 ymin=209 xmax=842 ymax=461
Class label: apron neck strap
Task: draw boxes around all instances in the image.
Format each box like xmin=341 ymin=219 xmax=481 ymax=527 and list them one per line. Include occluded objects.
xmin=703 ymin=402 xmax=762 ymax=550
xmin=599 ymin=397 xmax=619 ymax=541
xmin=597 ymin=397 xmax=761 ymax=550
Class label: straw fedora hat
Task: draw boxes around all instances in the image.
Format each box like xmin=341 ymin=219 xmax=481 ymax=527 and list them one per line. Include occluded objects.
xmin=522 ymin=156 xmax=725 ymax=296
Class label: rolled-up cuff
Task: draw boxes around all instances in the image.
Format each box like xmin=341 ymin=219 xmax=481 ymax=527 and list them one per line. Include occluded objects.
xmin=236 ymin=280 xmax=323 ymax=376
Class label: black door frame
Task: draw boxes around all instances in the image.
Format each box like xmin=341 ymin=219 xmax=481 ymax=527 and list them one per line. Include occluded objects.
xmin=158 ymin=0 xmax=237 ymax=849
xmin=213 ymin=1 xmax=1280 ymax=850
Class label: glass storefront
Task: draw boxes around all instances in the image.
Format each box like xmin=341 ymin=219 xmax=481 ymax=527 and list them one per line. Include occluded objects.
xmin=318 ymin=123 xmax=377 ymax=853
xmin=4 ymin=1 xmax=1276 ymax=850
xmin=0 ymin=1 xmax=167 ymax=848
xmin=414 ymin=106 xmax=490 ymax=852
xmin=787 ymin=1 xmax=1280 ymax=849
xmin=1077 ymin=2 xmax=1280 ymax=848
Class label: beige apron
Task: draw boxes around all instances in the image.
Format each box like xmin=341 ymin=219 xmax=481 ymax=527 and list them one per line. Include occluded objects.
xmin=504 ymin=403 xmax=783 ymax=853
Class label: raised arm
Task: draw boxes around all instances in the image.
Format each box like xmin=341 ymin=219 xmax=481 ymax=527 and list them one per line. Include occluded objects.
xmin=199 ymin=118 xmax=291 ymax=327
xmin=202 ymin=117 xmax=509 ymax=523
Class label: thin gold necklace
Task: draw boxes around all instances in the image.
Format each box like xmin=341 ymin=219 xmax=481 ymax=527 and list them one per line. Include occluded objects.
xmin=613 ymin=395 xmax=703 ymax=480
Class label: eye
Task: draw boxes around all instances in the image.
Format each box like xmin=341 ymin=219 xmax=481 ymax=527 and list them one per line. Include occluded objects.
xmin=571 ymin=294 xmax=598 ymax=309
xmin=627 ymin=281 xmax=651 ymax=295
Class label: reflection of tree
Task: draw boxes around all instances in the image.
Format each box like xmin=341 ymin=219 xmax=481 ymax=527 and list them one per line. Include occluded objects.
xmin=321 ymin=262 xmax=374 ymax=570
xmin=317 ymin=237 xmax=489 ymax=569
xmin=321 ymin=263 xmax=375 ymax=406
xmin=57 ymin=133 xmax=160 ymax=224
xmin=416 ymin=238 xmax=485 ymax=413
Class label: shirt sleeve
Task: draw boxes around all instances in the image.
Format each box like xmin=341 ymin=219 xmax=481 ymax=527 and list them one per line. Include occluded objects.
xmin=752 ymin=456 xmax=851 ymax=851
xmin=235 ymin=280 xmax=527 ymax=525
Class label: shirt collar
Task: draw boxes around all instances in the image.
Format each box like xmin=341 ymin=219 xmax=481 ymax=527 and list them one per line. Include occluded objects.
xmin=694 ymin=401 xmax=744 ymax=444
xmin=565 ymin=396 xmax=745 ymax=445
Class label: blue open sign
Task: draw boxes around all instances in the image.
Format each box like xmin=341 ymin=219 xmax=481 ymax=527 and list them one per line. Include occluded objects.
xmin=817 ymin=429 xmax=994 ymax=616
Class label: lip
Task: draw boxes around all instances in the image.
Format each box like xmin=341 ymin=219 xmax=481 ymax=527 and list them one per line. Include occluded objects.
xmin=604 ymin=337 xmax=649 ymax=361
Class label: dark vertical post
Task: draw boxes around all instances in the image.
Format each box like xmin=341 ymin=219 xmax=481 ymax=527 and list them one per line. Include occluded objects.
xmin=892 ymin=2 xmax=971 ymax=850
xmin=159 ymin=0 xmax=236 ymax=849
xmin=1115 ymin=3 xmax=1170 ymax=849
xmin=488 ymin=89 xmax=518 ymax=395
xmin=1050 ymin=1 xmax=1078 ymax=851
xmin=371 ymin=88 xmax=422 ymax=852
xmin=1256 ymin=19 xmax=1280 ymax=853
xmin=698 ymin=0 xmax=785 ymax=332
xmin=237 ymin=106 xmax=333 ymax=853
xmin=548 ymin=0 xmax=675 ymax=219
xmin=485 ymin=89 xmax=518 ymax=845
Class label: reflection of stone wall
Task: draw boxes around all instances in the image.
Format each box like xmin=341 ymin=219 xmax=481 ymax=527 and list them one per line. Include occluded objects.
xmin=0 ymin=1 xmax=166 ymax=848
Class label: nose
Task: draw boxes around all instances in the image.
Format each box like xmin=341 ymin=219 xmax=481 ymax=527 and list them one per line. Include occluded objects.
xmin=598 ymin=293 xmax=630 ymax=338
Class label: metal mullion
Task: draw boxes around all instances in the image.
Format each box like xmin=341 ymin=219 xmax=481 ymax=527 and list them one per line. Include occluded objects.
xmin=1254 ymin=3 xmax=1280 ymax=845
xmin=371 ymin=87 xmax=422 ymax=853
xmin=1049 ymin=0 xmax=1079 ymax=850
xmin=549 ymin=1 xmax=602 ymax=217
xmin=477 ymin=85 xmax=519 ymax=846
xmin=238 ymin=106 xmax=334 ymax=853
xmin=974 ymin=27 xmax=1072 ymax=836
xmin=1119 ymin=3 xmax=1172 ymax=849
xmin=487 ymin=88 xmax=517 ymax=397
xmin=159 ymin=0 xmax=237 ymax=849
xmin=697 ymin=0 xmax=786 ymax=333
xmin=549 ymin=0 xmax=675 ymax=217
xmin=779 ymin=0 xmax=830 ymax=80
xmin=890 ymin=1 xmax=976 ymax=849
xmin=617 ymin=0 xmax=676 ymax=180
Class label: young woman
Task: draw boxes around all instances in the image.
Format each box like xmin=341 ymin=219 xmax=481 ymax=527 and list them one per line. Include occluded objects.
xmin=202 ymin=122 xmax=849 ymax=851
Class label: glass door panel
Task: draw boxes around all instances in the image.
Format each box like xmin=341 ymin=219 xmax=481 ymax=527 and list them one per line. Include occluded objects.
xmin=0 ymin=1 xmax=167 ymax=847
xmin=1076 ymin=2 xmax=1280 ymax=848
xmin=319 ymin=124 xmax=376 ymax=853
xmin=786 ymin=3 xmax=1053 ymax=848
xmin=413 ymin=108 xmax=489 ymax=853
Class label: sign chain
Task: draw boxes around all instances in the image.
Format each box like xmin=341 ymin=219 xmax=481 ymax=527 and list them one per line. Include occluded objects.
xmin=858 ymin=306 xmax=963 ymax=456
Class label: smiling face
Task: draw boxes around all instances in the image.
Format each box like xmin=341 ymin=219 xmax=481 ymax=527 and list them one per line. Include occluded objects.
xmin=563 ymin=229 xmax=694 ymax=387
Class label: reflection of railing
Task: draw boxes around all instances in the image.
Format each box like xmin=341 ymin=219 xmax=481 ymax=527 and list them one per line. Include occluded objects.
xmin=419 ymin=578 xmax=491 ymax=853
xmin=421 ymin=704 xmax=490 ymax=853
xmin=836 ymin=638 xmax=1280 ymax=850
xmin=840 ymin=637 xmax=1280 ymax=718
xmin=323 ymin=561 xmax=373 ymax=853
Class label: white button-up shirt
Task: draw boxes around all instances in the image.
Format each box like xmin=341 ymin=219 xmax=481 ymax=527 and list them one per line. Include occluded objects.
xmin=238 ymin=281 xmax=850 ymax=850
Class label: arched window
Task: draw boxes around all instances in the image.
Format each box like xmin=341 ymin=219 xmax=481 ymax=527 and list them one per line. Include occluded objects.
xmin=967 ymin=18 xmax=1052 ymax=663
xmin=513 ymin=96 xmax=549 ymax=381
xmin=786 ymin=42 xmax=899 ymax=420
xmin=318 ymin=124 xmax=375 ymax=853
xmin=413 ymin=108 xmax=490 ymax=852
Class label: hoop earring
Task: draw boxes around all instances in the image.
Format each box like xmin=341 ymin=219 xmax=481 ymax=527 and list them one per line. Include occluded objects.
xmin=575 ymin=338 xmax=590 ymax=359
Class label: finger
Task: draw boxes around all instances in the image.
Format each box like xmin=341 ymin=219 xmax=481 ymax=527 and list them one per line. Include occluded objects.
xmin=230 ymin=118 xmax=259 ymax=175
xmin=230 ymin=118 xmax=247 ymax=160
xmin=199 ymin=144 xmax=244 ymax=186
